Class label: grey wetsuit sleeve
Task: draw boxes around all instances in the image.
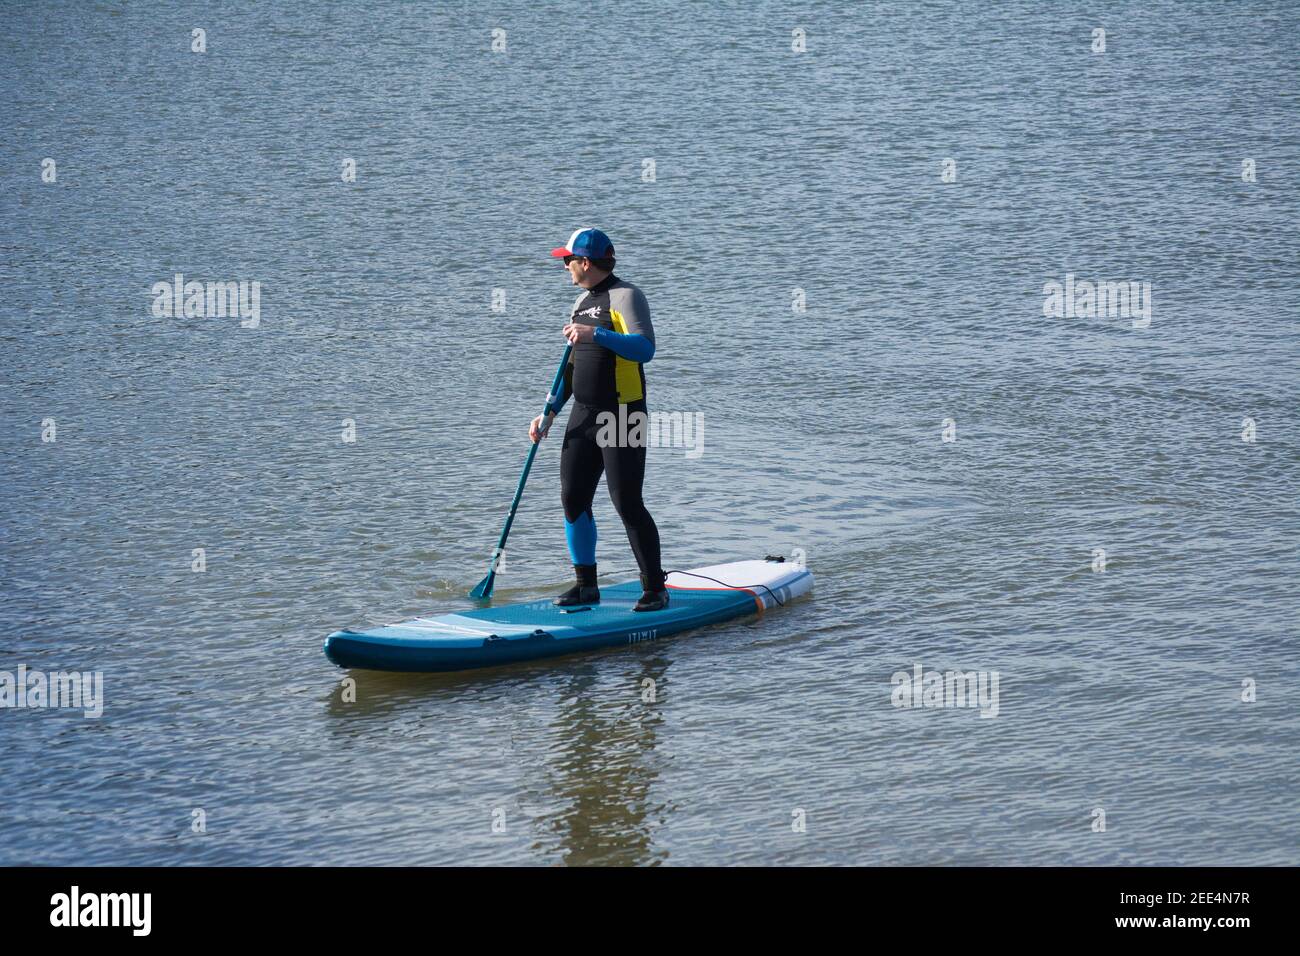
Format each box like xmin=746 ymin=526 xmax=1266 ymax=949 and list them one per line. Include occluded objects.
xmin=608 ymin=284 xmax=655 ymax=347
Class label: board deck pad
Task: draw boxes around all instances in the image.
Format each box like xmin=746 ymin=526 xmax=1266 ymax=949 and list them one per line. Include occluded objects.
xmin=324 ymin=559 xmax=814 ymax=672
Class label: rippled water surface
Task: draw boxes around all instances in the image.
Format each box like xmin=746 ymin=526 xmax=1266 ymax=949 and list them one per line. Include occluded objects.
xmin=1 ymin=1 xmax=1297 ymax=865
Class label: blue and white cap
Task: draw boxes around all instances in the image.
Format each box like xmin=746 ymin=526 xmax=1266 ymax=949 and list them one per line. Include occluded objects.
xmin=550 ymin=227 xmax=615 ymax=260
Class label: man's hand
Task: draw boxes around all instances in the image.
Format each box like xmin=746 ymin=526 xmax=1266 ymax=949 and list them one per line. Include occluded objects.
xmin=529 ymin=413 xmax=553 ymax=443
xmin=563 ymin=322 xmax=595 ymax=345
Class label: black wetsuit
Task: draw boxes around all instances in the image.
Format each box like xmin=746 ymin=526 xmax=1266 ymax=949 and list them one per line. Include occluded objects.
xmin=551 ymin=273 xmax=663 ymax=587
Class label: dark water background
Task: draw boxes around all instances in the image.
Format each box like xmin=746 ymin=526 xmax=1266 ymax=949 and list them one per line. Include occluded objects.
xmin=1 ymin=2 xmax=1296 ymax=864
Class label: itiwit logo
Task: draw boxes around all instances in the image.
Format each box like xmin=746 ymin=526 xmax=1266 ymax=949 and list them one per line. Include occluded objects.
xmin=891 ymin=663 xmax=1000 ymax=718
xmin=1042 ymin=273 xmax=1151 ymax=328
xmin=50 ymin=886 xmax=151 ymax=936
xmin=151 ymin=273 xmax=261 ymax=327
xmin=0 ymin=665 xmax=103 ymax=718
xmin=595 ymin=405 xmax=705 ymax=458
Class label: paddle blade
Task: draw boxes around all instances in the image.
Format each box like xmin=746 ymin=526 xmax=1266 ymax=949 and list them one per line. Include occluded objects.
xmin=468 ymin=570 xmax=495 ymax=600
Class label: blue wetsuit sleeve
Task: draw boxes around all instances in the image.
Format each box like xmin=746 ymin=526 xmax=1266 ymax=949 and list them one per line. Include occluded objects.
xmin=593 ymin=327 xmax=655 ymax=363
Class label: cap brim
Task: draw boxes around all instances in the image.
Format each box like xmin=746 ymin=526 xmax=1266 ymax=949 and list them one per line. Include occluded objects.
xmin=549 ymin=247 xmax=573 ymax=258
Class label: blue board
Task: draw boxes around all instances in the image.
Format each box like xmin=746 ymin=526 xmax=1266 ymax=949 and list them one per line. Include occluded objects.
xmin=324 ymin=560 xmax=814 ymax=673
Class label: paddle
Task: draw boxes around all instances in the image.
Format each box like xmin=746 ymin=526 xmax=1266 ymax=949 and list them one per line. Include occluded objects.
xmin=469 ymin=344 xmax=573 ymax=600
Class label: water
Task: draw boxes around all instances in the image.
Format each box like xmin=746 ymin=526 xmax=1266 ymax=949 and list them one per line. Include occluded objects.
xmin=1 ymin=1 xmax=1296 ymax=865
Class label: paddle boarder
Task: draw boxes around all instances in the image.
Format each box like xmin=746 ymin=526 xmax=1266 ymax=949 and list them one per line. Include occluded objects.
xmin=528 ymin=228 xmax=669 ymax=612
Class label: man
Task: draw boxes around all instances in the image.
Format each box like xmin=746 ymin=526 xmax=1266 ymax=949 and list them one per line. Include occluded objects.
xmin=528 ymin=227 xmax=669 ymax=612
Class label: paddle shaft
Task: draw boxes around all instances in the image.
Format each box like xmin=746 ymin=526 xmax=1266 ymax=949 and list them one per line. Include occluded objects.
xmin=478 ymin=344 xmax=572 ymax=584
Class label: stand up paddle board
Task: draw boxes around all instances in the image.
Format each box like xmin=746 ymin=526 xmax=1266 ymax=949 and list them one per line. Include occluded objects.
xmin=324 ymin=558 xmax=813 ymax=672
